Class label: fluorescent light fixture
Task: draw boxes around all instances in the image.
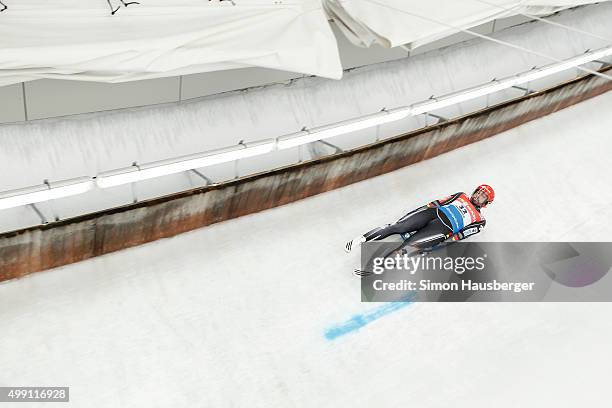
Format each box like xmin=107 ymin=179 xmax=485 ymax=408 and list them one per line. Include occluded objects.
xmin=512 ymin=45 xmax=612 ymax=84
xmin=96 ymin=139 xmax=275 ymax=188
xmin=0 ymin=177 xmax=94 ymax=210
xmin=411 ymin=81 xmax=510 ymax=115
xmin=277 ymin=108 xmax=411 ymax=150
xmin=411 ymin=45 xmax=612 ymax=115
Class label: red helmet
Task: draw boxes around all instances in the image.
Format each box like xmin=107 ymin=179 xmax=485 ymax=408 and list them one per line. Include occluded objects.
xmin=471 ymin=184 xmax=495 ymax=207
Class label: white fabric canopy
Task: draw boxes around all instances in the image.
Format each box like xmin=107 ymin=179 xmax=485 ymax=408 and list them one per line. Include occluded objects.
xmin=0 ymin=0 xmax=608 ymax=86
xmin=325 ymin=0 xmax=609 ymax=48
xmin=0 ymin=0 xmax=342 ymax=86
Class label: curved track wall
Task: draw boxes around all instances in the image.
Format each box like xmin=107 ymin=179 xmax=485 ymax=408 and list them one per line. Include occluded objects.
xmin=0 ymin=67 xmax=610 ymax=281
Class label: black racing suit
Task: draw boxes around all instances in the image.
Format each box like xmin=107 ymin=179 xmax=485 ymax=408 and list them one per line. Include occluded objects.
xmin=363 ymin=192 xmax=486 ymax=251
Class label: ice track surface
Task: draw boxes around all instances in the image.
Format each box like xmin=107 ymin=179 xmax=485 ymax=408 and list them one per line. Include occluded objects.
xmin=1 ymin=92 xmax=612 ymax=407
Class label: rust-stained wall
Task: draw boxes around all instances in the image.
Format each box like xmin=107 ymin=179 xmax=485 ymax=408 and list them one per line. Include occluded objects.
xmin=1 ymin=68 xmax=611 ymax=281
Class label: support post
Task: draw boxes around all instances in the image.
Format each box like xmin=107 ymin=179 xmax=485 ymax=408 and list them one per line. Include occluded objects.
xmin=316 ymin=140 xmax=343 ymax=154
xmin=43 ymin=180 xmax=60 ymax=221
xmin=130 ymin=162 xmax=138 ymax=203
xmin=28 ymin=204 xmax=48 ymax=224
xmin=234 ymin=141 xmax=245 ymax=179
xmin=512 ymin=85 xmax=532 ymax=95
xmin=190 ymin=169 xmax=213 ymax=186
xmin=425 ymin=112 xmax=447 ymax=123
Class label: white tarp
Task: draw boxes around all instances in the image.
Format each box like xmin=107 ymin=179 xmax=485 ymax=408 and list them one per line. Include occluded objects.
xmin=0 ymin=0 xmax=608 ymax=86
xmin=0 ymin=0 xmax=343 ymax=86
xmin=324 ymin=0 xmax=609 ymax=48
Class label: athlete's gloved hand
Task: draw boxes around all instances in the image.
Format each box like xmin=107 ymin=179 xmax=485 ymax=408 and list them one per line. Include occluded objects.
xmin=427 ymin=194 xmax=456 ymax=208
xmin=452 ymin=224 xmax=484 ymax=241
xmin=427 ymin=200 xmax=441 ymax=208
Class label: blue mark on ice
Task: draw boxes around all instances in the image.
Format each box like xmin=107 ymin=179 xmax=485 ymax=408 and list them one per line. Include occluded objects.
xmin=324 ymin=297 xmax=414 ymax=341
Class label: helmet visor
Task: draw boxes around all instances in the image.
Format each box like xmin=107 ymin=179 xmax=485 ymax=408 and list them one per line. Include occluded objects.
xmin=471 ymin=189 xmax=489 ymax=207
